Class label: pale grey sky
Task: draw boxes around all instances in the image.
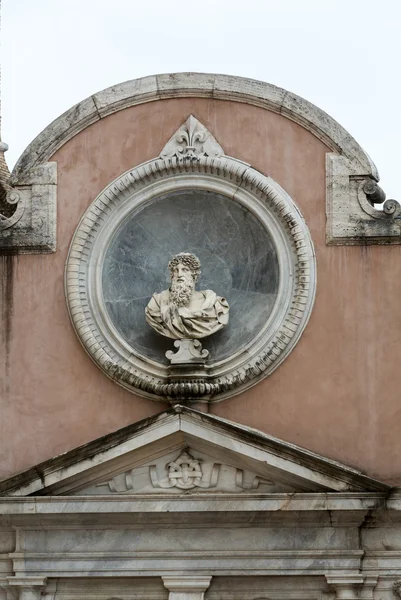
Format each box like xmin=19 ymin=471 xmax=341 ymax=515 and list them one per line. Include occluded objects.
xmin=2 ymin=0 xmax=400 ymax=199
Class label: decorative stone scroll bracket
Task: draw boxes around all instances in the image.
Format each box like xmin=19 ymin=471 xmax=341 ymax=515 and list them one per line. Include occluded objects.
xmin=166 ymin=339 xmax=209 ymax=365
xmin=0 ymin=163 xmax=57 ymax=254
xmin=95 ymin=447 xmax=275 ymax=493
xmin=326 ymin=153 xmax=401 ymax=245
xmin=150 ymin=450 xmax=220 ymax=490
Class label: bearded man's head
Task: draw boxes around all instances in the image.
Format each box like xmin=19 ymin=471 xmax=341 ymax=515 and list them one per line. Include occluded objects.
xmin=168 ymin=253 xmax=201 ymax=307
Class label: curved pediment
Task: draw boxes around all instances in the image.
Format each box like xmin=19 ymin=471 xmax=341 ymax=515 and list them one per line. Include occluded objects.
xmin=9 ymin=73 xmax=377 ymax=187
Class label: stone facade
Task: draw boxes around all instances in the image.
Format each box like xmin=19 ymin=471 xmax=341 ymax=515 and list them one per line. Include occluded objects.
xmin=1 ymin=73 xmax=401 ymax=600
xmin=0 ymin=408 xmax=400 ymax=600
xmin=1 ymin=76 xmax=401 ymax=480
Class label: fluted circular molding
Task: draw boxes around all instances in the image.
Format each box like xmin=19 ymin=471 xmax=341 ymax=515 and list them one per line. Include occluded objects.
xmin=65 ymin=149 xmax=316 ymax=402
xmin=11 ymin=72 xmax=378 ymax=186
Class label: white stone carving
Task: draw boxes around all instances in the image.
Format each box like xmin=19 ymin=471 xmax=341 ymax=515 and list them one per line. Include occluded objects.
xmin=0 ymin=190 xmax=25 ymax=231
xmin=145 ymin=252 xmax=229 ymax=342
xmin=0 ymin=162 xmax=57 ymax=253
xmin=160 ymin=115 xmax=223 ymax=160
xmin=65 ymin=118 xmax=316 ymax=402
xmin=235 ymin=469 xmax=270 ymax=490
xmin=97 ymin=463 xmax=273 ymax=494
xmin=94 ymin=447 xmax=274 ymax=494
xmin=326 ymin=154 xmax=401 ymax=245
xmin=150 ymin=450 xmax=218 ymax=490
xmin=166 ymin=339 xmax=209 ymax=365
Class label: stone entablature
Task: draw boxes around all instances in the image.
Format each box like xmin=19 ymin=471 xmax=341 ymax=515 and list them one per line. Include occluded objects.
xmin=0 ymin=408 xmax=399 ymax=600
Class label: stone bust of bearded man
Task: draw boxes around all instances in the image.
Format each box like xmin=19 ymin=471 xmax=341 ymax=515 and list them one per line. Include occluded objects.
xmin=145 ymin=253 xmax=229 ymax=340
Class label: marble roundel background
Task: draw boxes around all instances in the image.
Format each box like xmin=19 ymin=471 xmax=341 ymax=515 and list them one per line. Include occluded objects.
xmin=102 ymin=190 xmax=279 ymax=364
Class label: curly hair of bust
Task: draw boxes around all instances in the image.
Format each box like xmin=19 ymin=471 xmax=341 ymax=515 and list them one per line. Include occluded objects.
xmin=168 ymin=253 xmax=201 ymax=281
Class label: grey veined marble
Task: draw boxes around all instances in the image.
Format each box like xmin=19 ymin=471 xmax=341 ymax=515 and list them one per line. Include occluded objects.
xmin=102 ymin=190 xmax=279 ymax=363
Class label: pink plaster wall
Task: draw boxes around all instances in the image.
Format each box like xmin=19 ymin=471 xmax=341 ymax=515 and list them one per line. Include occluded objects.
xmin=1 ymin=97 xmax=400 ymax=484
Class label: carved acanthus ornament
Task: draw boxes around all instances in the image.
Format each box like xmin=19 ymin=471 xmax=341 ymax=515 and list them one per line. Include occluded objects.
xmin=160 ymin=115 xmax=224 ymax=161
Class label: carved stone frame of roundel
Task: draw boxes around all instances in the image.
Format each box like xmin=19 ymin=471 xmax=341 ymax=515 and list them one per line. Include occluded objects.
xmin=65 ymin=115 xmax=316 ymax=403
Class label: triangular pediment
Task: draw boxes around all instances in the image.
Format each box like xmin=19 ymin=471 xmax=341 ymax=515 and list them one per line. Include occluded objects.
xmin=0 ymin=406 xmax=388 ymax=496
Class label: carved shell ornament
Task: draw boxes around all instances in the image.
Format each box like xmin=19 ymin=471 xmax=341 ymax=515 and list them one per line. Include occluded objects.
xmin=65 ymin=115 xmax=316 ymax=403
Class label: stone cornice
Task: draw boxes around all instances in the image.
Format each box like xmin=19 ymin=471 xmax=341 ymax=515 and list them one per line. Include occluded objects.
xmin=10 ymin=72 xmax=378 ymax=186
xmin=0 ymin=493 xmax=389 ymax=516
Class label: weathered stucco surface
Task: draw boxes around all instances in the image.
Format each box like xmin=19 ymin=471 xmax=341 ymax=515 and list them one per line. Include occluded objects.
xmin=1 ymin=97 xmax=400 ymax=483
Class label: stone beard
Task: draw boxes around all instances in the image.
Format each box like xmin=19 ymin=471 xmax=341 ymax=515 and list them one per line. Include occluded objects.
xmin=145 ymin=253 xmax=229 ymax=340
xmin=169 ymin=275 xmax=195 ymax=307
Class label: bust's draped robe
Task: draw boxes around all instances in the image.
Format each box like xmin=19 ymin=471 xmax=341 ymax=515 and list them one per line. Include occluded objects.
xmin=145 ymin=289 xmax=229 ymax=339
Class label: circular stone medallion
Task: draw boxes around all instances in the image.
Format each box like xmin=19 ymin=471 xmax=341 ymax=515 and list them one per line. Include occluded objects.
xmin=102 ymin=189 xmax=279 ymax=365
xmin=65 ymin=154 xmax=316 ymax=402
